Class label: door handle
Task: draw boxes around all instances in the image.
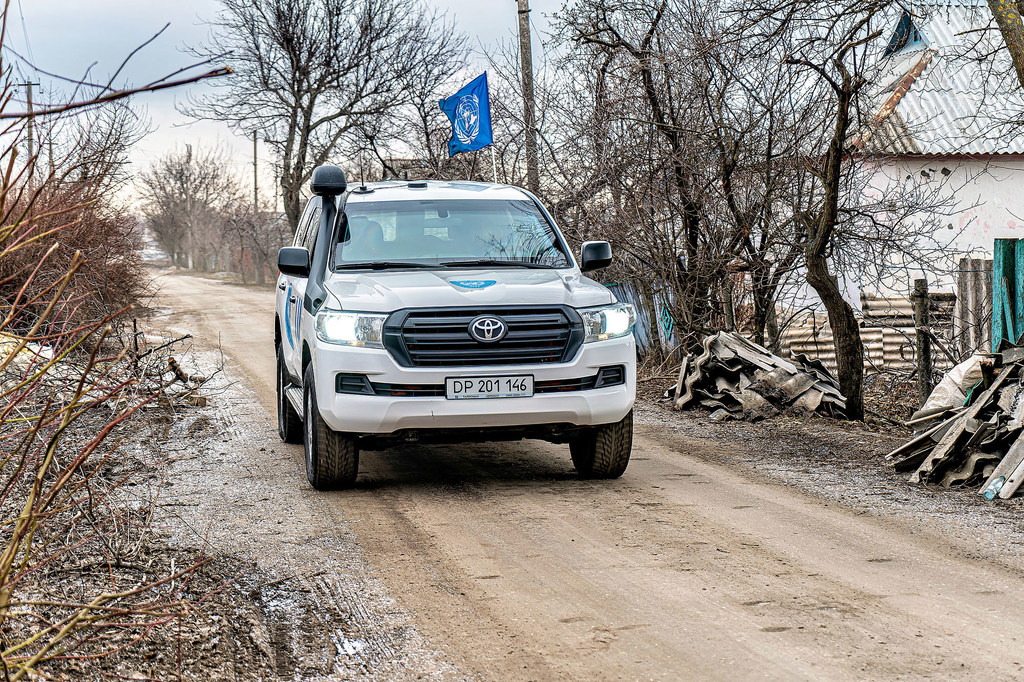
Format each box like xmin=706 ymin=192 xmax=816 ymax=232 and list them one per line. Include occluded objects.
xmin=289 ymin=296 xmax=297 ymax=303
xmin=278 ymin=283 xmax=286 ymax=290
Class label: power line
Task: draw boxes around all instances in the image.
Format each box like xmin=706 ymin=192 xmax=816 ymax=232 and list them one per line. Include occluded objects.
xmin=15 ymin=0 xmax=36 ymax=75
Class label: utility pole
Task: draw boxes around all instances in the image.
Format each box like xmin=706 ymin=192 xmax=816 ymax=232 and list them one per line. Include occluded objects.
xmin=17 ymin=82 xmax=39 ymax=176
xmin=25 ymin=82 xmax=35 ymax=162
xmin=252 ymin=131 xmax=259 ymax=211
xmin=516 ymin=0 xmax=540 ymax=194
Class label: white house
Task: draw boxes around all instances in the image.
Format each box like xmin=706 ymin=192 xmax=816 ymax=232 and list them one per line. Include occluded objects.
xmin=855 ymin=0 xmax=1024 ymax=296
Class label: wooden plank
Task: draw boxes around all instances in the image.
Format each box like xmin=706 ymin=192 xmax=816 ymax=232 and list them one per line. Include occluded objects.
xmin=994 ymin=240 xmax=1009 ymax=351
xmin=1015 ymin=240 xmax=1024 ymax=341
xmin=911 ymin=368 xmax=1013 ymax=484
xmin=893 ymin=445 xmax=935 ymax=473
xmin=993 ymin=430 xmax=1024 ymax=498
xmin=957 ymin=257 xmax=969 ymax=354
xmin=885 ymin=410 xmax=963 ymax=460
xmin=1004 ymin=276 xmax=1017 ymax=346
xmin=672 ymin=355 xmax=689 ymax=403
xmin=984 ymin=259 xmax=994 ymax=351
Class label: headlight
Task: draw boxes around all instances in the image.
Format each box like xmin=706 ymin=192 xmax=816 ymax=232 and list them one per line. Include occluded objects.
xmin=315 ymin=311 xmax=387 ymax=348
xmin=580 ymin=303 xmax=637 ymax=343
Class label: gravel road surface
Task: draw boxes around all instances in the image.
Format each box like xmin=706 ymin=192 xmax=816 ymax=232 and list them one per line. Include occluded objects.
xmin=152 ymin=271 xmax=1024 ymax=681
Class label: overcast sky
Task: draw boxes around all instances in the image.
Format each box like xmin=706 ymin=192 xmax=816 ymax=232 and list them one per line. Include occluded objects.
xmin=5 ymin=0 xmax=561 ymax=205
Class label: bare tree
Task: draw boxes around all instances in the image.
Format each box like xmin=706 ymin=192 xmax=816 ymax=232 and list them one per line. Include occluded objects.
xmin=522 ymin=0 xmax=962 ymax=417
xmin=185 ymin=0 xmax=466 ymax=230
xmin=986 ymin=0 xmax=1024 ymax=88
xmin=0 ymin=8 xmax=237 ymax=675
xmin=224 ymin=206 xmax=292 ymax=283
xmin=139 ymin=145 xmax=243 ymax=271
xmin=353 ymin=19 xmax=468 ymax=179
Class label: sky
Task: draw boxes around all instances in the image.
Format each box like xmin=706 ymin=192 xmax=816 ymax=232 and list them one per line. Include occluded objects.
xmin=5 ymin=0 xmax=561 ymax=207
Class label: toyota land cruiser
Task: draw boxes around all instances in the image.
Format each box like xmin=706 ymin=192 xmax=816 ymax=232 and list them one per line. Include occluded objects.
xmin=275 ymin=166 xmax=636 ymax=489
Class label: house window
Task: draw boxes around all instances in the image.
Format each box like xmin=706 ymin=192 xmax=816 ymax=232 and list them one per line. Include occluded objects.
xmin=884 ymin=12 xmax=924 ymax=57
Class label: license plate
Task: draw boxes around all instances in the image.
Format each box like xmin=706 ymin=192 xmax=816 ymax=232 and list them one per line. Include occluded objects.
xmin=445 ymin=375 xmax=534 ymax=399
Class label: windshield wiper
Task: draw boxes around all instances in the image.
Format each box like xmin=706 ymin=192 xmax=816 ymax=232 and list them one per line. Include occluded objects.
xmin=440 ymin=259 xmax=555 ymax=269
xmin=335 ymin=261 xmax=437 ymax=270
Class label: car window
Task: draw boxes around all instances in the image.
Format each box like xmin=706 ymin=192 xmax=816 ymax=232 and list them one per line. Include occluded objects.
xmin=335 ymin=199 xmax=571 ymax=268
xmin=304 ymin=207 xmax=322 ymax=254
xmin=293 ymin=200 xmax=315 ymax=248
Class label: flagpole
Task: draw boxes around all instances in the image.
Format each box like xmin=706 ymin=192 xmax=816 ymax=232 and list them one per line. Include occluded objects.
xmin=490 ymin=145 xmax=497 ymax=184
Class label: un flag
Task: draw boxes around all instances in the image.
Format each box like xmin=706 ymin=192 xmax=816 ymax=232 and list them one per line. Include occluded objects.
xmin=439 ymin=73 xmax=493 ymax=157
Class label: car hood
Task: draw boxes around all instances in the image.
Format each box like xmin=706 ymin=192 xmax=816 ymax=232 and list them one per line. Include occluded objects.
xmin=322 ymin=268 xmax=614 ymax=312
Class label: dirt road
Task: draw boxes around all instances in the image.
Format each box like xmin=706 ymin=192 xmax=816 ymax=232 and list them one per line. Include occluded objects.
xmin=154 ymin=271 xmax=1024 ymax=681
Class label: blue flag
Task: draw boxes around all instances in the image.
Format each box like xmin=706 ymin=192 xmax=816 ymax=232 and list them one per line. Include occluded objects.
xmin=439 ymin=73 xmax=493 ymax=157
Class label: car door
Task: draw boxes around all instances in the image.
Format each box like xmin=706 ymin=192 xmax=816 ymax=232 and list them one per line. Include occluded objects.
xmin=281 ymin=199 xmax=318 ymax=379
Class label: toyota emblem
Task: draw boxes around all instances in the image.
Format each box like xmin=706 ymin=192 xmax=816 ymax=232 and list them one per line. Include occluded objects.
xmin=468 ymin=315 xmax=508 ymax=343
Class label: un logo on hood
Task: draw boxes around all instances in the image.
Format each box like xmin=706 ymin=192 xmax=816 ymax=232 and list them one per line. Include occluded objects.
xmin=454 ymin=94 xmax=480 ymax=145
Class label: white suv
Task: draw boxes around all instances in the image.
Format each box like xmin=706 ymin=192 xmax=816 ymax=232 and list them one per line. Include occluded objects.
xmin=275 ymin=167 xmax=636 ymax=489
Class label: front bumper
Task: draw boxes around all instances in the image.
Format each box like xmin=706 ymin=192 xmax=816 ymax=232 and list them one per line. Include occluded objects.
xmin=310 ymin=335 xmax=636 ymax=434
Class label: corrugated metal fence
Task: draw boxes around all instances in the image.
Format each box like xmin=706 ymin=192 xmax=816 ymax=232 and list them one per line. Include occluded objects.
xmin=606 ymin=281 xmax=678 ymax=357
xmin=780 ymin=293 xmax=958 ymax=375
xmin=612 ymin=257 xmax=991 ymax=374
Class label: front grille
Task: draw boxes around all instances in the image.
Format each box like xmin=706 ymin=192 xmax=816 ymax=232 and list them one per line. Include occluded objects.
xmin=384 ymin=306 xmax=583 ymax=368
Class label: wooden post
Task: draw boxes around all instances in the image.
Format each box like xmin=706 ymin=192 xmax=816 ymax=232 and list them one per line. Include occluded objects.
xmin=984 ymin=258 xmax=994 ymax=350
xmin=956 ymin=257 xmax=969 ymax=352
xmin=1015 ymin=241 xmax=1024 ymax=343
xmin=913 ymin=278 xmax=933 ymax=407
xmin=993 ymin=239 xmax=1016 ymax=351
xmin=253 ymin=131 xmax=259 ymax=211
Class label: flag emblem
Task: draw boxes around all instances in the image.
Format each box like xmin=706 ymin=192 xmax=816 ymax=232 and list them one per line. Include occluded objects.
xmin=454 ymin=94 xmax=481 ymax=144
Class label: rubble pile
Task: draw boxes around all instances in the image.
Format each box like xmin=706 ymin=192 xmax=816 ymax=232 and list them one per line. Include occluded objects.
xmin=667 ymin=331 xmax=847 ymax=420
xmin=887 ymin=349 xmax=1024 ymax=498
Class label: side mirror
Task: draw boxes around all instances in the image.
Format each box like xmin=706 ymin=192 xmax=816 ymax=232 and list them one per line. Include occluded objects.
xmin=310 ymin=165 xmax=348 ymax=196
xmin=278 ymin=247 xmax=311 ymax=278
xmin=580 ymin=241 xmax=613 ymax=272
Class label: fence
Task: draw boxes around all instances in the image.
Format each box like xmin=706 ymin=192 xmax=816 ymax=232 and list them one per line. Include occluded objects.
xmin=781 ymin=318 xmax=953 ymax=376
xmin=955 ymin=257 xmax=992 ymax=353
xmin=606 ymin=280 xmax=679 ymax=357
xmin=614 ymin=257 xmax=993 ymax=373
xmin=776 ymin=257 xmax=994 ymax=375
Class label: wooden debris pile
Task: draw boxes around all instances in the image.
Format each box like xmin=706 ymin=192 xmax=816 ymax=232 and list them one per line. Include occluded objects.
xmin=887 ymin=348 xmax=1024 ymax=497
xmin=159 ymin=356 xmax=209 ymax=407
xmin=667 ymin=331 xmax=847 ymax=420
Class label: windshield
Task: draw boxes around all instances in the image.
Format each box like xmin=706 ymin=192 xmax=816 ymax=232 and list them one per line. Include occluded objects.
xmin=333 ymin=199 xmax=572 ymax=269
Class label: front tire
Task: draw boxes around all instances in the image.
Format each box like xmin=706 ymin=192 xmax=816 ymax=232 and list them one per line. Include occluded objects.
xmin=303 ymin=365 xmax=359 ymax=490
xmin=277 ymin=346 xmax=302 ymax=444
xmin=570 ymin=411 xmax=633 ymax=479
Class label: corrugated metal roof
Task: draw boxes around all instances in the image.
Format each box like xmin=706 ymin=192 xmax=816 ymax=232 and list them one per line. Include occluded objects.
xmin=861 ymin=0 xmax=1024 ymax=156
